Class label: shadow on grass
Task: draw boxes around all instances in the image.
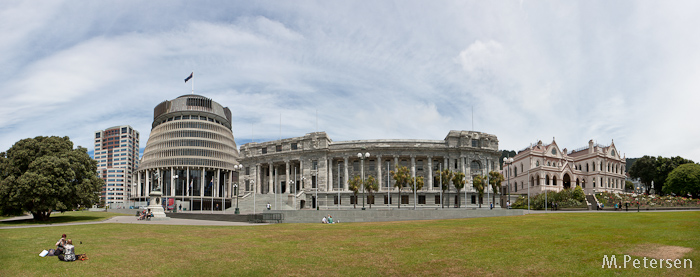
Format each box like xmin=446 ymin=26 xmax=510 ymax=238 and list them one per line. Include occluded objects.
xmin=0 ymin=213 xmax=113 ymax=226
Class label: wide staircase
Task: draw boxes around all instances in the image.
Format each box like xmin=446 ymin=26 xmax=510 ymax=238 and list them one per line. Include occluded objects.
xmin=229 ymin=193 xmax=295 ymax=214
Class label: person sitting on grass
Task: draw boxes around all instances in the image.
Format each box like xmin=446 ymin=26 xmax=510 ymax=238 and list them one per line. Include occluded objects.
xmin=54 ymin=234 xmax=67 ymax=255
xmin=58 ymin=239 xmax=75 ymax=262
xmin=322 ymin=216 xmax=328 ymax=224
xmin=328 ymin=215 xmax=334 ymax=224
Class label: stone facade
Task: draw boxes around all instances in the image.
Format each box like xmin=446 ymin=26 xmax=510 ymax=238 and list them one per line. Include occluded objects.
xmin=503 ymin=139 xmax=626 ymax=196
xmin=237 ymin=130 xmax=501 ymax=208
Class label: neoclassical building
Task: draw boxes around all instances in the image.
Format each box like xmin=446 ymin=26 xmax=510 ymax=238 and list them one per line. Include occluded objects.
xmin=133 ymin=95 xmax=240 ymax=210
xmin=237 ymin=130 xmax=501 ymax=209
xmin=503 ymin=139 xmax=626 ymax=196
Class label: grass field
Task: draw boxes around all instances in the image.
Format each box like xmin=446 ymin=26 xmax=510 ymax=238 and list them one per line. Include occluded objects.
xmin=0 ymin=211 xmax=126 ymax=226
xmin=1 ymin=211 xmax=698 ymax=276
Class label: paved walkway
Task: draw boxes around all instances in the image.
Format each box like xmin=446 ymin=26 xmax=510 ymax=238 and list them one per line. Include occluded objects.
xmin=0 ymin=215 xmax=267 ymax=229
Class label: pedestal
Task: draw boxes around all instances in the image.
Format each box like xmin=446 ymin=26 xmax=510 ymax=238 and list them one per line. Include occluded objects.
xmin=147 ymin=191 xmax=167 ymax=219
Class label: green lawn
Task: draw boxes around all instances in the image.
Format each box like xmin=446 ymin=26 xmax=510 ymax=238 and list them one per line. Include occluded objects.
xmin=1 ymin=212 xmax=698 ymax=276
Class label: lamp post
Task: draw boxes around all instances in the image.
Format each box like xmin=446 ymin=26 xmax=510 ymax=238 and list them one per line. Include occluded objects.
xmin=357 ymin=152 xmax=370 ymax=210
xmin=173 ymin=174 xmax=179 ymax=212
xmin=289 ymin=179 xmax=295 ymax=210
xmin=233 ymin=183 xmax=239 ymax=214
xmin=233 ymin=164 xmax=243 ymax=214
xmin=503 ymin=157 xmax=513 ymax=209
xmin=251 ymin=180 xmax=256 ymax=214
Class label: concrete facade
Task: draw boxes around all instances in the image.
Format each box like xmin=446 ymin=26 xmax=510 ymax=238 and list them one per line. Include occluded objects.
xmin=93 ymin=125 xmax=140 ymax=208
xmin=503 ymin=139 xmax=626 ymax=196
xmin=237 ymin=130 xmax=502 ymax=209
xmin=134 ymin=94 xmax=240 ymax=211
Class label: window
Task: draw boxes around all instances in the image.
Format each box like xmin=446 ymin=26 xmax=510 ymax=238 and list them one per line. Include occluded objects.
xmin=334 ymin=195 xmax=341 ymax=205
xmin=418 ymin=195 xmax=426 ymax=204
xmin=313 ymin=160 xmax=318 ymax=170
xmin=350 ymin=195 xmax=356 ymax=205
xmin=417 ymin=160 xmax=423 ymax=171
xmin=95 ymin=133 xmax=101 ymax=138
xmin=471 ymin=195 xmax=477 ymax=204
xmin=312 ymin=176 xmax=317 ymax=188
xmin=472 ymin=139 xmax=479 ymax=147
xmin=276 ymin=145 xmax=282 ymax=152
xmin=291 ymin=143 xmax=298 ymax=150
xmin=245 ymin=167 xmax=250 ymax=175
xmin=367 ymin=195 xmax=375 ymax=205
xmin=551 ymin=148 xmax=557 ymax=155
xmin=121 ymin=127 xmax=127 ymax=134
xmin=353 ymin=161 xmax=359 ymax=171
xmin=401 ymin=195 xmax=409 ymax=204
xmin=384 ymin=195 xmax=392 ymax=204
xmin=536 ymin=160 xmax=540 ymax=166
xmin=435 ymin=195 xmax=441 ymax=204
xmin=262 ymin=148 xmax=267 ymax=154
xmin=369 ymin=160 xmax=375 ymax=171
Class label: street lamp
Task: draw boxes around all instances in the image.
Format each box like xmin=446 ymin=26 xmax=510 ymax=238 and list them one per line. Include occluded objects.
xmin=233 ymin=164 xmax=243 ymax=214
xmin=233 ymin=182 xmax=239 ymax=214
xmin=503 ymin=157 xmax=514 ymax=209
xmin=357 ymin=152 xmax=370 ymax=210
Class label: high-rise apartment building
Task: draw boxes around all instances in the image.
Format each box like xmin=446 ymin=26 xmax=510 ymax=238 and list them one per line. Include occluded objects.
xmin=94 ymin=125 xmax=140 ymax=208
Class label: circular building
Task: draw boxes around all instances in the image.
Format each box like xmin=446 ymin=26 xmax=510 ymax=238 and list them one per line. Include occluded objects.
xmin=134 ymin=94 xmax=240 ymax=211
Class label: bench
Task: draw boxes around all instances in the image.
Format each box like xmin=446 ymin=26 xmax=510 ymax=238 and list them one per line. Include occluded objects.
xmin=248 ymin=213 xmax=284 ymax=223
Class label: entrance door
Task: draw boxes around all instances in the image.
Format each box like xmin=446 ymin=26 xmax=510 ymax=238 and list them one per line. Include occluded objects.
xmin=563 ymin=174 xmax=571 ymax=189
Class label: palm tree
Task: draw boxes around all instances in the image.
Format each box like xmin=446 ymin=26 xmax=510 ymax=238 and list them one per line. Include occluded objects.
xmin=364 ymin=175 xmax=378 ymax=209
xmin=391 ymin=166 xmax=411 ymax=209
xmin=473 ymin=175 xmax=486 ymax=208
xmin=349 ymin=175 xmax=362 ymax=209
xmin=488 ymin=171 xmax=504 ymax=207
xmin=452 ymin=171 xmax=466 ymax=208
xmin=438 ymin=169 xmax=453 ymax=208
xmin=409 ymin=175 xmax=425 ymax=208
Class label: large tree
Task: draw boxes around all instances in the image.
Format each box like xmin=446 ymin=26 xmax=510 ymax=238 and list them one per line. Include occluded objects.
xmin=391 ymin=166 xmax=411 ymax=209
xmin=364 ymin=175 xmax=378 ymax=209
xmin=662 ymin=163 xmax=700 ymax=198
xmin=654 ymin=156 xmax=694 ymax=195
xmin=0 ymin=136 xmax=102 ymax=221
xmin=451 ymin=171 xmax=466 ymax=208
xmin=628 ymin=156 xmax=657 ymax=192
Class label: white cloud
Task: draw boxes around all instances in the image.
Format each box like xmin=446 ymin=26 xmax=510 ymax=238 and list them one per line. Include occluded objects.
xmin=1 ymin=1 xmax=699 ymax=163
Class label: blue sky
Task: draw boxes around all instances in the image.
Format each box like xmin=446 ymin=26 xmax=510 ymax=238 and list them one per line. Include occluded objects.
xmin=1 ymin=1 xmax=699 ymax=162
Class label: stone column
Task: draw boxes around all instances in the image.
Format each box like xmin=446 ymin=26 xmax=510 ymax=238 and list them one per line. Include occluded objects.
xmin=255 ymin=164 xmax=261 ymax=194
xmin=216 ymin=169 xmax=221 ymax=198
xmin=268 ymin=163 xmax=273 ymax=194
xmin=186 ymin=167 xmax=190 ymax=197
xmin=393 ymin=156 xmax=399 ymax=191
xmin=343 ymin=156 xmax=349 ymax=191
xmin=376 ymin=155 xmax=382 ymax=192
xmin=171 ymin=167 xmax=176 ymax=197
xmin=201 ymin=168 xmax=205 ymax=197
xmin=410 ymin=155 xmax=416 ymax=179
xmin=285 ymin=161 xmax=290 ymax=193
xmin=427 ymin=156 xmax=433 ymax=191
xmin=145 ymin=169 xmax=150 ymax=198
xmin=300 ymin=159 xmax=304 ymax=189
xmin=137 ymin=171 xmax=141 ymax=198
xmin=328 ymin=158 xmax=333 ymax=192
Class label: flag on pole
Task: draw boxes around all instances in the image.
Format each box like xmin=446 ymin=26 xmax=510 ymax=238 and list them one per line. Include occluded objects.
xmin=184 ymin=72 xmax=193 ymax=83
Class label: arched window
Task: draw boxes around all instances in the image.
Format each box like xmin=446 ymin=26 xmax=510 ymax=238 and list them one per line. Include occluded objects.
xmin=586 ymin=163 xmax=589 ymax=172
xmin=546 ymin=175 xmax=550 ymax=185
xmin=470 ymin=160 xmax=481 ymax=175
xmin=514 ymin=167 xmax=518 ymax=177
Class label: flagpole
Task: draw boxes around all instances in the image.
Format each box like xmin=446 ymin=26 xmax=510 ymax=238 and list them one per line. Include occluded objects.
xmin=192 ymin=71 xmax=194 ymax=94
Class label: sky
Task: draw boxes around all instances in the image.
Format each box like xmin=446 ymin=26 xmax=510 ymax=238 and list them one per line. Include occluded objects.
xmin=1 ymin=1 xmax=699 ymax=162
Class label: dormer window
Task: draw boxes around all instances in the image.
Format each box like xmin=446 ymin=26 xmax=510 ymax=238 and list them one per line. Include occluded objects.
xmin=551 ymin=148 xmax=557 ymax=155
